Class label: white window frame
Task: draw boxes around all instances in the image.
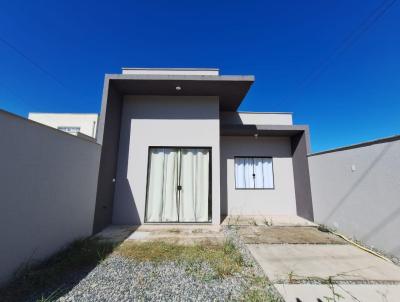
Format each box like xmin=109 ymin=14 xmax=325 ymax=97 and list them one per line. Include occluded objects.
xmin=234 ymin=156 xmax=275 ymax=190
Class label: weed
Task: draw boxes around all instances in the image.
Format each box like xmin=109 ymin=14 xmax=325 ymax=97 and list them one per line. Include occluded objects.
xmin=323 ymin=281 xmax=344 ymax=302
xmin=227 ymin=215 xmax=241 ymax=228
xmin=294 ymin=272 xmax=363 ymax=302
xmin=250 ymin=219 xmax=258 ymax=226
xmin=264 ymin=218 xmax=273 ymax=226
xmin=36 ymin=287 xmax=64 ymax=302
xmin=240 ymin=274 xmax=282 ymax=302
xmin=242 ymin=288 xmax=271 ymax=302
xmin=117 ymin=239 xmax=244 ymax=278
xmin=318 ymin=224 xmax=334 ymax=233
xmin=235 ymin=215 xmax=241 ymax=225
xmin=167 ymin=228 xmax=181 ymax=233
xmin=0 ymin=238 xmax=115 ymax=302
xmin=287 ymin=270 xmax=295 ymax=283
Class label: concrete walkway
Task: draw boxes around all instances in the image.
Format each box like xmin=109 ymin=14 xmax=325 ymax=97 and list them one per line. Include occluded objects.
xmin=96 ymin=224 xmax=225 ymax=245
xmin=96 ymin=219 xmax=400 ymax=301
xmin=238 ymin=221 xmax=400 ymax=301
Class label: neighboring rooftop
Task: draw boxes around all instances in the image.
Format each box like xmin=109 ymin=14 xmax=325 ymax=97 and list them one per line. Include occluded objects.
xmin=28 ymin=113 xmax=99 ymax=139
xmin=121 ymin=68 xmax=219 ymax=76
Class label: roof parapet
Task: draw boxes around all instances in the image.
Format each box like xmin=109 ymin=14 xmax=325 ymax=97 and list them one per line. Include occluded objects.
xmin=121 ymin=67 xmax=219 ymax=76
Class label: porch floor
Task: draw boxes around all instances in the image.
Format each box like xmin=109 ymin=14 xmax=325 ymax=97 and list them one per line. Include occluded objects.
xmin=95 ymin=224 xmax=224 ymax=245
xmin=221 ymin=214 xmax=317 ymax=227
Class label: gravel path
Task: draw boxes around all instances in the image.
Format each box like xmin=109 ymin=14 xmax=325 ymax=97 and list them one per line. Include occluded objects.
xmin=59 ymin=256 xmax=243 ymax=302
xmin=58 ymin=227 xmax=283 ymax=302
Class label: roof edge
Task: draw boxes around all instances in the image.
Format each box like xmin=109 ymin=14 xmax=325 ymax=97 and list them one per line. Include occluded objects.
xmin=121 ymin=67 xmax=219 ymax=71
xmin=309 ymin=134 xmax=400 ymax=157
xmin=104 ymin=74 xmax=255 ymax=82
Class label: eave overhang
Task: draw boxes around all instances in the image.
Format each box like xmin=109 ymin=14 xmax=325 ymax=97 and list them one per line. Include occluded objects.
xmin=220 ymin=124 xmax=309 ymax=136
xmin=105 ymin=74 xmax=254 ymax=111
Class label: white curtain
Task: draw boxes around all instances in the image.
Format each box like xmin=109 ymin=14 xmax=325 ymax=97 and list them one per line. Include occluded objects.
xmin=179 ymin=149 xmax=209 ymax=222
xmin=145 ymin=148 xmax=209 ymax=222
xmin=253 ymin=158 xmax=264 ymax=189
xmin=235 ymin=158 xmax=254 ymax=189
xmin=145 ymin=148 xmax=179 ymax=222
xmin=235 ymin=157 xmax=274 ymax=189
xmin=261 ymin=158 xmax=274 ymax=188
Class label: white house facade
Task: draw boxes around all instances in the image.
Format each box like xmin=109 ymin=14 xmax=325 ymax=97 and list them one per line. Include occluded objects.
xmin=28 ymin=113 xmax=99 ymax=138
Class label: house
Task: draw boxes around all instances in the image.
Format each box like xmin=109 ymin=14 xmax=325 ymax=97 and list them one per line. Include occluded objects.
xmin=93 ymin=68 xmax=313 ymax=232
xmin=28 ymin=113 xmax=99 ymax=139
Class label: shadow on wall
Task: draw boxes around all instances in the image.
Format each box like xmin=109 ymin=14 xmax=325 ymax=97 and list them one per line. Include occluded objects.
xmin=362 ymin=206 xmax=400 ymax=243
xmin=124 ymin=96 xmax=218 ymax=120
xmin=314 ymin=141 xmax=400 ymax=255
xmin=0 ymin=232 xmax=134 ymax=301
xmin=357 ymin=144 xmax=400 ymax=247
xmin=111 ymin=113 xmax=141 ymax=225
xmin=323 ymin=143 xmax=392 ymax=222
xmin=115 ymin=178 xmax=141 ymax=224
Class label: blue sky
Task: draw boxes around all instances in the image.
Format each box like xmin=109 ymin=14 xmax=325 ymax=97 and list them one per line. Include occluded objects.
xmin=0 ymin=0 xmax=399 ymax=152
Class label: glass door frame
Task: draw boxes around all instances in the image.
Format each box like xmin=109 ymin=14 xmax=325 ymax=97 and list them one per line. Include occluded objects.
xmin=144 ymin=146 xmax=212 ymax=223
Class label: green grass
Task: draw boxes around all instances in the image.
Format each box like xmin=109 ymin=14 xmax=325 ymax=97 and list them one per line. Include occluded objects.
xmin=0 ymin=238 xmax=115 ymax=302
xmin=117 ymin=239 xmax=245 ymax=278
xmin=118 ymin=239 xmax=281 ymax=300
xmin=240 ymin=275 xmax=283 ymax=302
xmin=0 ymin=236 xmax=282 ymax=301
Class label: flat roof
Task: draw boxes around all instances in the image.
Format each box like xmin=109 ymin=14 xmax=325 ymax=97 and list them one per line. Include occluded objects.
xmin=106 ymin=74 xmax=254 ymax=111
xmin=28 ymin=112 xmax=98 ymax=115
xmin=236 ymin=111 xmax=293 ymax=115
xmin=121 ymin=67 xmax=220 ymax=76
xmin=121 ymin=67 xmax=219 ymax=71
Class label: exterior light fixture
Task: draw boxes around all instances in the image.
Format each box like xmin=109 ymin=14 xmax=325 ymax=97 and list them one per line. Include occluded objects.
xmin=176 ymin=86 xmax=182 ymax=91
xmin=254 ymin=133 xmax=258 ymax=139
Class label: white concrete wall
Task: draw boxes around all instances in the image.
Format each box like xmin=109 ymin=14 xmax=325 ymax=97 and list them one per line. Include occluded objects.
xmin=220 ymin=112 xmax=293 ymax=125
xmin=0 ymin=110 xmax=100 ymax=285
xmin=220 ymin=136 xmax=297 ymax=216
xmin=28 ymin=113 xmax=98 ymax=138
xmin=112 ymin=96 xmax=221 ymax=225
xmin=309 ymin=138 xmax=400 ymax=257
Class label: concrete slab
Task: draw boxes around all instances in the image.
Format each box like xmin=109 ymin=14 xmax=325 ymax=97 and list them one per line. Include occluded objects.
xmin=96 ymin=224 xmax=224 ymax=245
xmin=222 ymin=215 xmax=317 ymax=227
xmin=275 ymin=284 xmax=400 ymax=302
xmin=238 ymin=226 xmax=345 ymax=244
xmin=247 ymin=244 xmax=400 ymax=282
xmin=95 ymin=225 xmax=138 ymax=243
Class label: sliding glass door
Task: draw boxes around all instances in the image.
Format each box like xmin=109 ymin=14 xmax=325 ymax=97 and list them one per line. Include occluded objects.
xmin=145 ymin=147 xmax=211 ymax=223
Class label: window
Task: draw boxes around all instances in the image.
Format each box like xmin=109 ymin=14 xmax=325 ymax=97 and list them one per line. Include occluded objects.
xmin=57 ymin=126 xmax=81 ymax=135
xmin=234 ymin=157 xmax=274 ymax=189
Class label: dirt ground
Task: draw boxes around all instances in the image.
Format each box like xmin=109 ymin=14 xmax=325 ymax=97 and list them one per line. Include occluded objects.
xmin=237 ymin=226 xmax=346 ymax=244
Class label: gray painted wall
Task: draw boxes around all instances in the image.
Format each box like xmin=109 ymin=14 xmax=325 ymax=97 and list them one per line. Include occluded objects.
xmin=291 ymin=131 xmax=314 ymax=221
xmin=220 ymin=112 xmax=293 ymax=125
xmin=112 ymin=95 xmax=221 ymax=225
xmin=0 ymin=110 xmax=101 ymax=285
xmin=93 ymin=83 xmax=123 ymax=232
xmin=220 ymin=136 xmax=297 ymax=216
xmin=309 ymin=138 xmax=400 ymax=257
